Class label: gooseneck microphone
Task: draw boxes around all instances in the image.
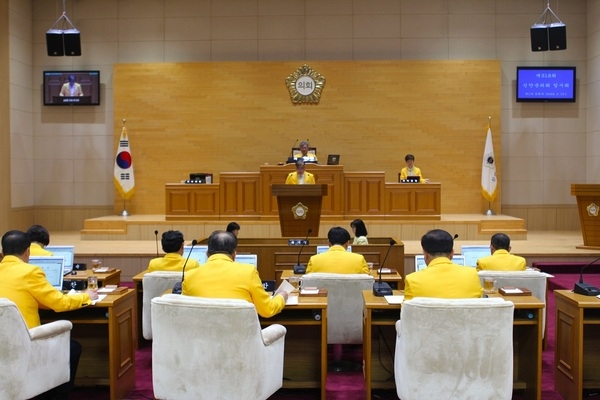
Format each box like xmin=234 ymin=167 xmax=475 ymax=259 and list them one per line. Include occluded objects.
xmin=373 ymin=239 xmax=396 ymax=297
xmin=288 ymin=138 xmax=299 ymax=161
xmin=573 ymin=256 xmax=600 ymax=296
xmin=293 ymin=229 xmax=312 ymax=274
xmin=154 ymin=230 xmax=159 ymax=258
xmin=172 ymin=239 xmax=197 ymax=294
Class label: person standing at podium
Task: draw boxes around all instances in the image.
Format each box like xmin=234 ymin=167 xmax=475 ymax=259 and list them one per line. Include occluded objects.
xmin=285 ymin=160 xmax=316 ymax=184
xmin=59 ymin=74 xmax=84 ymax=97
xmin=400 ymin=154 xmax=428 ymax=183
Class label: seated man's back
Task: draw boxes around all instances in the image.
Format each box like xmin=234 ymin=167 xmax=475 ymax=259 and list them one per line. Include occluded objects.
xmin=306 ymin=245 xmax=369 ymax=274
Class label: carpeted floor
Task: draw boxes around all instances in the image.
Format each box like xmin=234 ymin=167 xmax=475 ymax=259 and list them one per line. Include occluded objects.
xmin=71 ymin=273 xmax=600 ymax=399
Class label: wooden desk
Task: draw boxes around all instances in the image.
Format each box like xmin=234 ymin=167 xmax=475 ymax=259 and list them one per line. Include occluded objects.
xmin=280 ymin=269 xmax=402 ymax=287
xmin=555 ymin=290 xmax=600 ymax=400
xmin=63 ymin=269 xmax=121 ymax=288
xmin=40 ymin=289 xmax=137 ymax=400
xmin=260 ymin=294 xmax=328 ymax=400
xmin=362 ymin=291 xmax=544 ymax=400
xmin=132 ymin=270 xmax=147 ymax=348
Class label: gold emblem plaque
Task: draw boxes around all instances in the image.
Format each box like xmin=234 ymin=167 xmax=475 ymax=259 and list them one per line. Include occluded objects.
xmin=292 ymin=202 xmax=309 ymax=220
xmin=587 ymin=203 xmax=599 ymax=217
xmin=285 ymin=64 xmax=326 ymax=104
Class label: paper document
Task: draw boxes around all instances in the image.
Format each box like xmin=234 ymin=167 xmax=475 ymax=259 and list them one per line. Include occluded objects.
xmin=286 ymin=295 xmax=299 ymax=305
xmin=301 ymin=288 xmax=319 ymax=295
xmin=275 ymin=279 xmax=295 ymax=296
xmin=385 ymin=295 xmax=404 ymax=304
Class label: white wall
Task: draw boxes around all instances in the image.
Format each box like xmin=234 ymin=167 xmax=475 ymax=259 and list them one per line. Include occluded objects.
xmin=8 ymin=0 xmax=595 ymax=211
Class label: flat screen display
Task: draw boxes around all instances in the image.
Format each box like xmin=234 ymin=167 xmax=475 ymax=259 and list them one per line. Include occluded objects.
xmin=183 ymin=245 xmax=208 ymax=265
xmin=43 ymin=70 xmax=100 ymax=105
xmin=45 ymin=245 xmax=75 ymax=274
xmin=461 ymin=245 xmax=492 ymax=268
xmin=516 ymin=66 xmax=575 ymax=102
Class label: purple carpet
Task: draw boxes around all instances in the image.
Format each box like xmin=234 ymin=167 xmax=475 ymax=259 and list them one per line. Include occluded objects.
xmin=71 ymin=273 xmax=600 ymax=399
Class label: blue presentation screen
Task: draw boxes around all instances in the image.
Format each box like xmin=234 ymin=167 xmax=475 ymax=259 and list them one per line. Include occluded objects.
xmin=516 ymin=67 xmax=575 ymax=102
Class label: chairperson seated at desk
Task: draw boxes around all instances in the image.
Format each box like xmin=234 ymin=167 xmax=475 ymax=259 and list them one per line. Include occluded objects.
xmin=306 ymin=227 xmax=370 ymax=274
xmin=182 ymin=231 xmax=289 ymax=318
xmin=285 ymin=160 xmax=316 ymax=185
xmin=148 ymin=230 xmax=200 ymax=272
xmin=476 ymin=233 xmax=526 ymax=271
xmin=404 ymin=229 xmax=483 ymax=300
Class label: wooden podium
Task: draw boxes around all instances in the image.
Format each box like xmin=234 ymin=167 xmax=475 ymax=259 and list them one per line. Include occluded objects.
xmin=271 ymin=184 xmax=328 ymax=237
xmin=571 ymin=184 xmax=600 ymax=249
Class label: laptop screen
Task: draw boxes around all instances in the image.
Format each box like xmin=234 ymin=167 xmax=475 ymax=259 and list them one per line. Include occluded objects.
xmin=236 ymin=254 xmax=258 ymax=268
xmin=45 ymin=245 xmax=75 ymax=274
xmin=316 ymin=245 xmax=352 ymax=254
xmin=461 ymin=245 xmax=491 ymax=268
xmin=414 ymin=254 xmax=466 ymax=271
xmin=29 ymin=256 xmax=65 ymax=290
xmin=183 ymin=245 xmax=208 ymax=265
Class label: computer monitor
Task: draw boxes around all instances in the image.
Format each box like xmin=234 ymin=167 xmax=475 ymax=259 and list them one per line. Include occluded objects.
xmin=316 ymin=245 xmax=352 ymax=254
xmin=45 ymin=245 xmax=75 ymax=274
xmin=183 ymin=245 xmax=208 ymax=265
xmin=414 ymin=254 xmax=466 ymax=271
xmin=461 ymin=245 xmax=491 ymax=268
xmin=236 ymin=254 xmax=258 ymax=268
xmin=29 ymin=256 xmax=65 ymax=290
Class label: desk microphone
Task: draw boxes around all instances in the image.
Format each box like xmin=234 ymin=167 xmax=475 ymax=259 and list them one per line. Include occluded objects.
xmin=573 ymin=256 xmax=600 ymax=296
xmin=172 ymin=239 xmax=197 ymax=294
xmin=293 ymin=229 xmax=312 ymax=274
xmin=373 ymin=239 xmax=396 ymax=297
xmin=154 ymin=230 xmax=159 ymax=258
xmin=288 ymin=138 xmax=299 ymax=162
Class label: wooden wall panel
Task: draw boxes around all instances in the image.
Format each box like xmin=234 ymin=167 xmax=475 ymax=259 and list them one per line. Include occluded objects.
xmin=114 ymin=61 xmax=501 ymax=215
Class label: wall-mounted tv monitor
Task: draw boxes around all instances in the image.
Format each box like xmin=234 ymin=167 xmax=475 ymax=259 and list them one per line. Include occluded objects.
xmin=516 ymin=66 xmax=575 ymax=102
xmin=43 ymin=70 xmax=100 ymax=105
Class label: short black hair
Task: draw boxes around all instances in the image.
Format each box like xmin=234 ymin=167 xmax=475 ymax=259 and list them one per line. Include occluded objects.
xmin=327 ymin=227 xmax=351 ymax=246
xmin=26 ymin=225 xmax=50 ymax=246
xmin=490 ymin=233 xmax=510 ymax=251
xmin=226 ymin=222 xmax=240 ymax=233
xmin=207 ymin=230 xmax=237 ymax=256
xmin=421 ymin=229 xmax=453 ymax=257
xmin=350 ymin=219 xmax=368 ymax=237
xmin=405 ymin=154 xmax=415 ymax=162
xmin=161 ymin=230 xmax=185 ymax=253
xmin=2 ymin=230 xmax=31 ymax=256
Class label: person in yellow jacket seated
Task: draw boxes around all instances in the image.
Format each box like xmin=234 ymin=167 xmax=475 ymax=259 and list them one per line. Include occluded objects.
xmin=183 ymin=230 xmax=289 ymax=318
xmin=404 ymin=229 xmax=483 ymax=300
xmin=400 ymin=154 xmax=429 ymax=183
xmin=148 ymin=230 xmax=201 ymax=272
xmin=285 ymin=159 xmax=316 ymax=184
xmin=0 ymin=230 xmax=98 ymax=399
xmin=476 ymin=233 xmax=526 ymax=271
xmin=26 ymin=224 xmax=54 ymax=256
xmin=306 ymin=227 xmax=370 ymax=274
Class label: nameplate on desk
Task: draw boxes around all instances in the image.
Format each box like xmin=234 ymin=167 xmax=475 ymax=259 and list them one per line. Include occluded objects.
xmin=300 ymin=288 xmax=327 ymax=297
xmin=93 ymin=267 xmax=116 ymax=273
xmin=377 ymin=268 xmax=394 ymax=274
xmin=98 ymin=285 xmax=128 ymax=295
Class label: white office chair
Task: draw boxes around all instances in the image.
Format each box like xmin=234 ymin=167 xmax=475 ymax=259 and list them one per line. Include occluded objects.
xmin=395 ymin=297 xmax=514 ymax=400
xmin=151 ymin=294 xmax=287 ymax=400
xmin=0 ymin=298 xmax=72 ymax=400
xmin=300 ymin=273 xmax=374 ymax=370
xmin=478 ymin=270 xmax=547 ymax=339
xmin=142 ymin=271 xmax=182 ymax=340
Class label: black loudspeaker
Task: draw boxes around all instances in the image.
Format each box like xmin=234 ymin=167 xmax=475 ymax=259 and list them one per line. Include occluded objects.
xmin=63 ymin=31 xmax=81 ymax=56
xmin=549 ymin=24 xmax=567 ymax=51
xmin=46 ymin=32 xmax=64 ymax=56
xmin=530 ymin=25 xmax=549 ymax=52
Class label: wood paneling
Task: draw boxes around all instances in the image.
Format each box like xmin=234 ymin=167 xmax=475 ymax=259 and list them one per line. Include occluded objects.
xmin=114 ymin=60 xmax=501 ymax=216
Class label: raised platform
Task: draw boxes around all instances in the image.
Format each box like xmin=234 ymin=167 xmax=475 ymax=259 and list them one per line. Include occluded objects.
xmin=81 ymin=213 xmax=528 ymax=241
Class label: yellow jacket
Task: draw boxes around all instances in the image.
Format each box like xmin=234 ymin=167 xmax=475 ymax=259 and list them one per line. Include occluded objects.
xmin=29 ymin=243 xmax=53 ymax=256
xmin=400 ymin=166 xmax=425 ymax=183
xmin=182 ymin=254 xmax=285 ymax=318
xmin=404 ymin=257 xmax=483 ymax=300
xmin=306 ymin=245 xmax=370 ymax=274
xmin=476 ymin=249 xmax=526 ymax=271
xmin=285 ymin=171 xmax=316 ymax=184
xmin=0 ymin=255 xmax=92 ymax=328
xmin=148 ymin=252 xmax=200 ymax=272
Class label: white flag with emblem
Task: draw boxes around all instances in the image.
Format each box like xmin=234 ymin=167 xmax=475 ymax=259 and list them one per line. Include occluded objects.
xmin=481 ymin=125 xmax=497 ymax=202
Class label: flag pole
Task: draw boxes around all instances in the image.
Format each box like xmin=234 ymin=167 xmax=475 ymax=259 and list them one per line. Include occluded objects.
xmin=485 ymin=116 xmax=495 ymax=216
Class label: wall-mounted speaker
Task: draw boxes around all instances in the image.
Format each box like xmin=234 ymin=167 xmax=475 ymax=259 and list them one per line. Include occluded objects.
xmin=45 ymin=29 xmax=81 ymax=57
xmin=46 ymin=31 xmax=64 ymax=56
xmin=530 ymin=25 xmax=549 ymax=52
xmin=549 ymin=24 xmax=567 ymax=51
